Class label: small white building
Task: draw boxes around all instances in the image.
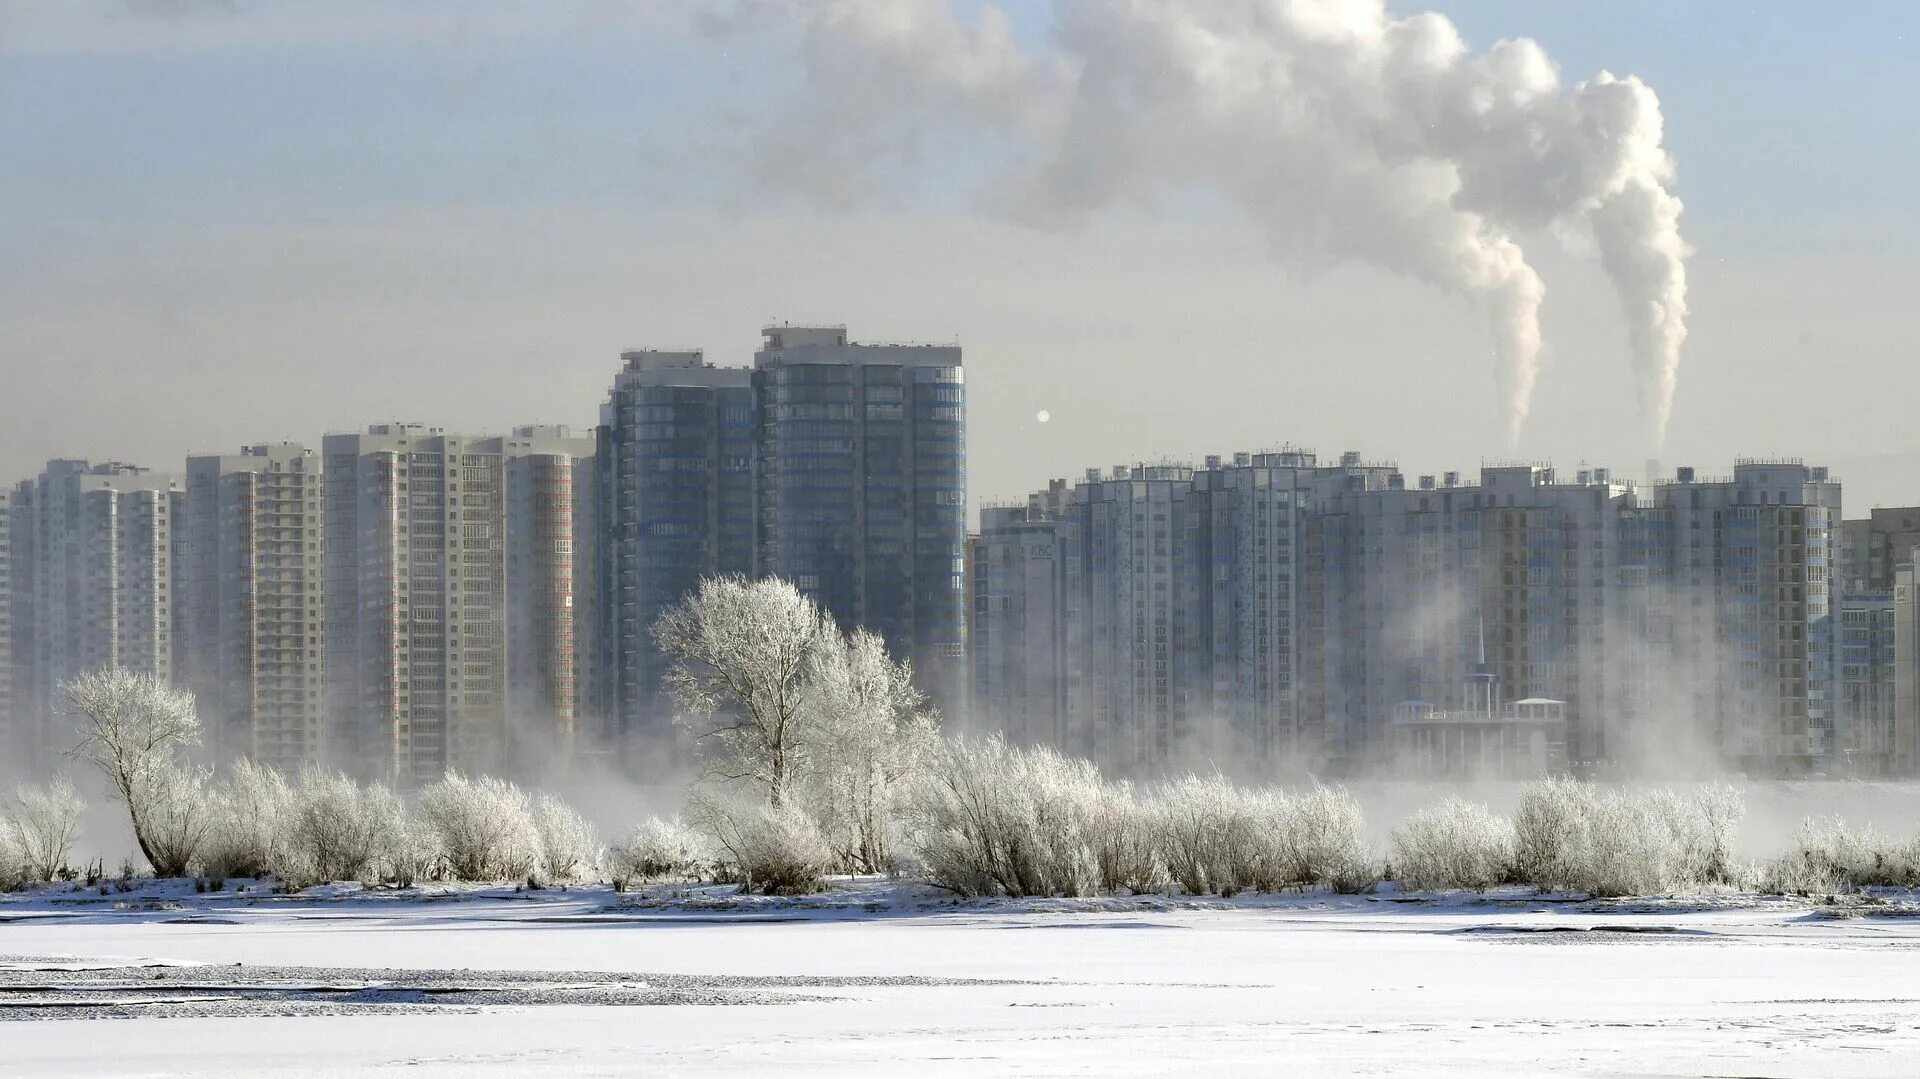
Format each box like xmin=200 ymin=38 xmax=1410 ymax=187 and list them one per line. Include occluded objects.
xmin=1389 ymin=697 xmax=1569 ymax=779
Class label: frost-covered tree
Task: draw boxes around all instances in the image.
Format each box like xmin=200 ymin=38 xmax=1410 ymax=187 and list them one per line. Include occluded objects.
xmin=655 ymin=576 xmax=826 ymax=808
xmin=139 ymin=764 xmax=216 ymax=879
xmin=62 ymin=668 xmax=203 ymax=875
xmin=531 ymin=793 xmax=601 ymax=884
xmin=7 ymin=776 xmax=86 ymax=882
xmin=805 ymin=628 xmax=939 ymax=874
xmin=417 ymin=773 xmax=539 ymax=881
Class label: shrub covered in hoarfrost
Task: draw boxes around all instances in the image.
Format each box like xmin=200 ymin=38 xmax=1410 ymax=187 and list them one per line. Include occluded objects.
xmin=281 ymin=769 xmax=401 ymax=887
xmin=381 ymin=811 xmax=440 ymax=889
xmin=907 ymin=734 xmax=1100 ymax=898
xmin=1389 ymin=797 xmax=1512 ymax=892
xmin=903 ymin=737 xmax=1373 ymax=899
xmin=694 ymin=796 xmax=834 ymax=895
xmin=417 ymin=773 xmax=539 ymax=882
xmin=1508 ymin=778 xmax=1746 ymax=897
xmin=1087 ymin=780 xmax=1164 ymax=895
xmin=609 ymin=816 xmax=705 ymax=890
xmin=139 ymin=765 xmax=216 ymax=879
xmin=0 ymin=822 xmax=27 ymax=891
xmin=1762 ymin=816 xmax=1920 ymax=894
xmin=1264 ymin=785 xmax=1375 ymax=893
xmin=198 ymin=760 xmax=292 ymax=880
xmin=531 ymin=793 xmax=602 ymax=884
xmin=1151 ymin=775 xmax=1264 ymax=897
xmin=7 ymin=776 xmax=86 ymax=882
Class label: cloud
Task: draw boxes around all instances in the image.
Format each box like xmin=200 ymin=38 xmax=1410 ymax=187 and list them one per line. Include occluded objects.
xmin=699 ymin=0 xmax=1691 ymax=448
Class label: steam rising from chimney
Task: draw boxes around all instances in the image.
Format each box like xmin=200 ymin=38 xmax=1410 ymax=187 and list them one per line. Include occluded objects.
xmin=701 ymin=0 xmax=1691 ymax=446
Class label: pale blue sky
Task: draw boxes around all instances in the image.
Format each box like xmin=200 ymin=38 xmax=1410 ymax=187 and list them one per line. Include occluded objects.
xmin=3 ymin=1 xmax=1918 ymax=508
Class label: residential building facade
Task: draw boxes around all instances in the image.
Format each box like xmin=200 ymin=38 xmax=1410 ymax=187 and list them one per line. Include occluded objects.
xmin=593 ymin=350 xmax=754 ymax=749
xmin=970 ymin=488 xmax=1071 ymax=749
xmin=503 ymin=425 xmax=598 ymax=766
xmin=184 ymin=443 xmax=327 ymax=773
xmin=754 ymin=325 xmax=968 ymax=718
xmin=14 ymin=460 xmax=182 ymax=763
xmin=322 ymin=426 xmax=510 ymax=785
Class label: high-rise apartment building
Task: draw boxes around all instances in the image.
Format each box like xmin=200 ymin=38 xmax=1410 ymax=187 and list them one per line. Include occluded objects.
xmin=323 ymin=426 xmax=509 ymax=785
xmin=1059 ymin=463 xmax=1195 ymax=770
xmin=969 ymin=483 xmax=1072 ymax=749
xmin=13 ymin=460 xmax=181 ymax=762
xmin=1187 ymin=450 xmax=1396 ymax=765
xmin=978 ymin=448 xmax=1846 ymax=777
xmin=594 ymin=351 xmax=754 ymax=746
xmin=1839 ymin=508 xmax=1920 ymax=594
xmin=1644 ymin=462 xmax=1841 ymax=771
xmin=1894 ymin=556 xmax=1920 ymax=776
xmin=0 ymin=484 xmax=17 ymax=761
xmin=754 ymin=325 xmax=968 ymax=717
xmin=183 ymin=443 xmax=327 ymax=773
xmin=1305 ymin=464 xmax=1630 ymax=768
xmin=1837 ymin=589 xmax=1897 ymax=773
xmin=503 ymin=425 xmax=598 ymax=761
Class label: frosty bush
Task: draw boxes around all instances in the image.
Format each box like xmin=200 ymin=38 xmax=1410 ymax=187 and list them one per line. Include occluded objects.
xmin=1152 ymin=775 xmax=1264 ymax=896
xmin=380 ymin=810 xmax=440 ymax=889
xmin=908 ymin=734 xmax=1100 ymax=898
xmin=7 ymin=776 xmax=86 ymax=882
xmin=1507 ymin=778 xmax=1746 ymax=897
xmin=417 ymin=773 xmax=540 ymax=882
xmin=531 ymin=793 xmax=601 ymax=884
xmin=1087 ymin=780 xmax=1164 ymax=895
xmin=1263 ymin=785 xmax=1374 ymax=893
xmin=1762 ymin=816 xmax=1920 ymax=894
xmin=693 ymin=795 xmax=833 ymax=895
xmin=1511 ymin=774 xmax=1595 ymax=891
xmin=198 ymin=760 xmax=292 ymax=880
xmin=1389 ymin=797 xmax=1512 ymax=892
xmin=281 ymin=769 xmax=400 ymax=887
xmin=0 ymin=821 xmax=28 ymax=891
xmin=609 ymin=816 xmax=705 ymax=890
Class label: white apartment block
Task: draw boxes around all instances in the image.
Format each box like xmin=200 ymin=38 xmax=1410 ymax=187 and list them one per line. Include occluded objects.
xmin=1646 ymin=461 xmax=1841 ymax=770
xmin=970 ymin=491 xmax=1071 ymax=750
xmin=1189 ymin=450 xmax=1397 ymax=767
xmin=1061 ymin=464 xmax=1194 ymax=771
xmin=323 ymin=426 xmax=509 ymax=785
xmin=16 ymin=460 xmax=181 ymax=761
xmin=503 ymin=425 xmax=598 ymax=767
xmin=0 ymin=484 xmax=16 ymax=761
xmin=184 ymin=443 xmax=326 ymax=774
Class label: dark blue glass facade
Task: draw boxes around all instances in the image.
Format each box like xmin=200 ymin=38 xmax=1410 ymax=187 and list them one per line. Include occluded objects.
xmin=595 ymin=354 xmax=755 ymax=744
xmin=755 ymin=334 xmax=967 ymax=717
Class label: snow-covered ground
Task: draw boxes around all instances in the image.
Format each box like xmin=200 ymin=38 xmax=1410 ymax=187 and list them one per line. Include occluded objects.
xmin=4 ymin=881 xmax=1919 ymax=1077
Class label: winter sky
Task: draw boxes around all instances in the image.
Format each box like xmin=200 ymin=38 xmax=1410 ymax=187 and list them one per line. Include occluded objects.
xmin=3 ymin=1 xmax=1917 ymax=511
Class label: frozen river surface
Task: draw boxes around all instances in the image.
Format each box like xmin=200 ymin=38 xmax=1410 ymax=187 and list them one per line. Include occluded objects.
xmin=4 ymin=885 xmax=1918 ymax=1077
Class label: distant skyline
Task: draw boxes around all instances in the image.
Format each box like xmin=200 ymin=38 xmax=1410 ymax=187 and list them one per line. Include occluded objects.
xmin=4 ymin=1 xmax=1919 ymax=512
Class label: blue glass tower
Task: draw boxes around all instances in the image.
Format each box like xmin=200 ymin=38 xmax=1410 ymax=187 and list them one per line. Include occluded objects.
xmin=753 ymin=325 xmax=967 ymax=718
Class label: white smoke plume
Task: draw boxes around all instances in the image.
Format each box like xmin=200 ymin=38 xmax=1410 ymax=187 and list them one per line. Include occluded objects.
xmin=698 ymin=0 xmax=1690 ymax=447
